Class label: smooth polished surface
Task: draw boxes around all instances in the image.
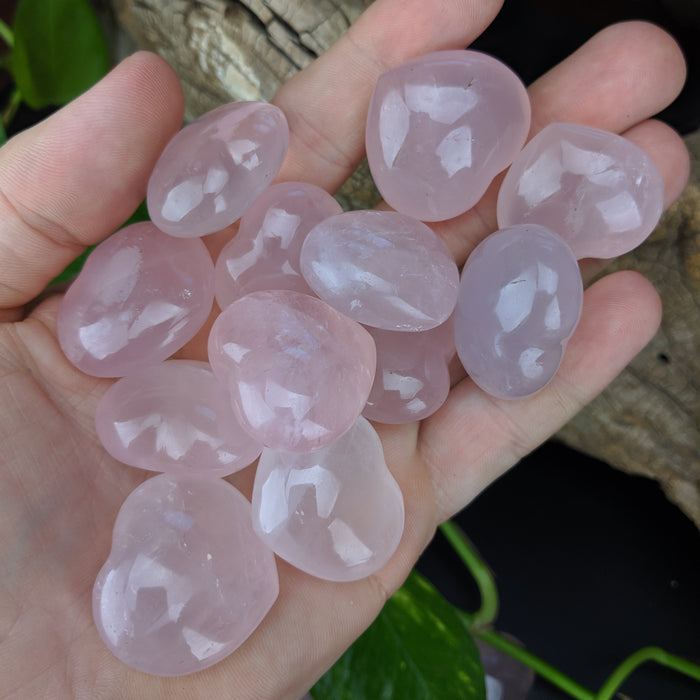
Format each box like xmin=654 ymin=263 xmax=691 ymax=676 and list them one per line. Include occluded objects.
xmin=362 ymin=317 xmax=454 ymax=424
xmin=365 ymin=49 xmax=530 ymax=221
xmin=497 ymin=122 xmax=664 ymax=259
xmin=454 ymin=224 xmax=583 ymax=399
xmin=95 ymin=360 xmax=263 ymax=477
xmin=215 ymin=181 xmax=342 ymax=308
xmin=148 ymin=101 xmax=289 ymax=237
xmin=208 ymin=290 xmax=376 ymax=452
xmin=57 ymin=222 xmax=214 ymax=377
xmin=93 ymin=474 xmax=279 ymax=676
xmin=300 ymin=210 xmax=459 ymax=331
xmin=251 ymin=416 xmax=404 ymax=581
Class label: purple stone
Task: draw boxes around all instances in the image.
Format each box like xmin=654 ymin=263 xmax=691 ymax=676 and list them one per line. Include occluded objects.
xmin=454 ymin=224 xmax=583 ymax=399
xmin=57 ymin=222 xmax=214 ymax=378
xmin=251 ymin=416 xmax=404 ymax=581
xmin=147 ymin=102 xmax=289 ymax=238
xmin=299 ymin=210 xmax=459 ymax=331
xmin=215 ymin=181 xmax=342 ymax=308
xmin=497 ymin=122 xmax=665 ymax=259
xmin=207 ymin=290 xmax=376 ymax=452
xmin=93 ymin=474 xmax=279 ymax=676
xmin=95 ymin=360 xmax=263 ymax=478
xmin=362 ymin=317 xmax=455 ymax=424
xmin=365 ymin=50 xmax=531 ymax=221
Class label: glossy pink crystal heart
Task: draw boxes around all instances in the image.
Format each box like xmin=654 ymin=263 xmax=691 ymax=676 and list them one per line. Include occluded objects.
xmin=454 ymin=224 xmax=583 ymax=399
xmin=215 ymin=181 xmax=342 ymax=308
xmin=362 ymin=317 xmax=455 ymax=424
xmin=147 ymin=102 xmax=289 ymax=237
xmin=365 ymin=49 xmax=531 ymax=222
xmin=497 ymin=122 xmax=664 ymax=259
xmin=299 ymin=210 xmax=459 ymax=331
xmin=57 ymin=222 xmax=214 ymax=377
xmin=95 ymin=360 xmax=263 ymax=477
xmin=208 ymin=290 xmax=376 ymax=452
xmin=93 ymin=474 xmax=279 ymax=676
xmin=251 ymin=416 xmax=404 ymax=581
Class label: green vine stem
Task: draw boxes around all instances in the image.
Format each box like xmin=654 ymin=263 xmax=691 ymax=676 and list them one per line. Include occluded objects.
xmin=439 ymin=520 xmax=499 ymax=629
xmin=3 ymin=87 xmax=22 ymax=128
xmin=0 ymin=17 xmax=13 ymax=48
xmin=441 ymin=517 xmax=700 ymax=698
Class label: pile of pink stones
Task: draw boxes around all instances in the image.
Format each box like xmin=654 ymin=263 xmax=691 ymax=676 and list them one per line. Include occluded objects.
xmin=56 ymin=49 xmax=663 ymax=677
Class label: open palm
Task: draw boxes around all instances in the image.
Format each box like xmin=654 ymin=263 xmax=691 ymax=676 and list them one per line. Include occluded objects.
xmin=0 ymin=1 xmax=690 ymax=698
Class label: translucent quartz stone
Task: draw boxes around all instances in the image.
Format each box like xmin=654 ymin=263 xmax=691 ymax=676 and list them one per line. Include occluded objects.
xmin=147 ymin=102 xmax=289 ymax=238
xmin=454 ymin=224 xmax=583 ymax=400
xmin=497 ymin=122 xmax=664 ymax=259
xmin=251 ymin=416 xmax=404 ymax=581
xmin=365 ymin=50 xmax=531 ymax=222
xmin=57 ymin=222 xmax=214 ymax=378
xmin=299 ymin=210 xmax=459 ymax=331
xmin=362 ymin=317 xmax=455 ymax=424
xmin=95 ymin=360 xmax=263 ymax=478
xmin=93 ymin=474 xmax=279 ymax=677
xmin=208 ymin=290 xmax=376 ymax=452
xmin=215 ymin=181 xmax=342 ymax=308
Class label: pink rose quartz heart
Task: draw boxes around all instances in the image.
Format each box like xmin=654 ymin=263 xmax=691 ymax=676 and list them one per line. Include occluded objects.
xmin=496 ymin=122 xmax=664 ymax=259
xmin=215 ymin=181 xmax=342 ymax=308
xmin=147 ymin=102 xmax=289 ymax=238
xmin=299 ymin=210 xmax=459 ymax=331
xmin=454 ymin=224 xmax=583 ymax=399
xmin=208 ymin=290 xmax=376 ymax=452
xmin=362 ymin=317 xmax=455 ymax=424
xmin=93 ymin=474 xmax=279 ymax=676
xmin=366 ymin=50 xmax=531 ymax=221
xmin=57 ymin=222 xmax=214 ymax=378
xmin=251 ymin=416 xmax=404 ymax=581
xmin=95 ymin=360 xmax=263 ymax=478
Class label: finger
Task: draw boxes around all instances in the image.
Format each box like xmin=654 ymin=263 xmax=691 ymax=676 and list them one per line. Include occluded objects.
xmin=0 ymin=52 xmax=184 ymax=317
xmin=434 ymin=20 xmax=688 ymax=263
xmin=272 ymin=0 xmax=505 ymax=192
xmin=419 ymin=270 xmax=663 ymax=522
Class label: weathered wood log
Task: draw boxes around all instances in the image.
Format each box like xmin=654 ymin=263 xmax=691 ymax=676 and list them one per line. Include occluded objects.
xmin=109 ymin=0 xmax=700 ymax=529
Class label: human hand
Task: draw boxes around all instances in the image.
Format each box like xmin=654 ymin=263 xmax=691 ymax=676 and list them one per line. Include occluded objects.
xmin=0 ymin=0 xmax=689 ymax=697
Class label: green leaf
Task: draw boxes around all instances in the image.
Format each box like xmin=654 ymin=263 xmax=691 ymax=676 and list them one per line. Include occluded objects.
xmin=10 ymin=0 xmax=109 ymax=108
xmin=0 ymin=119 xmax=6 ymax=147
xmin=311 ymin=571 xmax=486 ymax=700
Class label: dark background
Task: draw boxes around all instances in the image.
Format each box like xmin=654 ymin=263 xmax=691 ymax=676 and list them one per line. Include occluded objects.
xmin=419 ymin=1 xmax=700 ymax=698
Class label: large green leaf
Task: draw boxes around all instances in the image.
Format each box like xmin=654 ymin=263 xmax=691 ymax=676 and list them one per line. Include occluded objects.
xmin=311 ymin=571 xmax=486 ymax=700
xmin=10 ymin=0 xmax=109 ymax=108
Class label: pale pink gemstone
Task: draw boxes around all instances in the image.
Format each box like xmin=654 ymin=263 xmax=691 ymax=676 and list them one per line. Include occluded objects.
xmin=366 ymin=50 xmax=531 ymax=222
xmin=93 ymin=474 xmax=279 ymax=677
xmin=57 ymin=222 xmax=214 ymax=377
xmin=299 ymin=210 xmax=459 ymax=331
xmin=454 ymin=224 xmax=583 ymax=399
xmin=215 ymin=181 xmax=342 ymax=308
xmin=497 ymin=122 xmax=664 ymax=259
xmin=362 ymin=317 xmax=454 ymax=424
xmin=95 ymin=360 xmax=263 ymax=477
xmin=251 ymin=416 xmax=404 ymax=581
xmin=147 ymin=102 xmax=289 ymax=238
xmin=208 ymin=290 xmax=376 ymax=452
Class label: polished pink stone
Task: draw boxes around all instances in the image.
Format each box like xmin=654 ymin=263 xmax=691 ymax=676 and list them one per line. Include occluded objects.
xmin=95 ymin=360 xmax=263 ymax=478
xmin=365 ymin=50 xmax=531 ymax=222
xmin=454 ymin=224 xmax=583 ymax=399
xmin=147 ymin=102 xmax=289 ymax=238
xmin=362 ymin=317 xmax=454 ymax=424
xmin=215 ymin=181 xmax=342 ymax=308
xmin=93 ymin=474 xmax=279 ymax=677
xmin=299 ymin=210 xmax=459 ymax=331
xmin=57 ymin=222 xmax=214 ymax=377
xmin=497 ymin=122 xmax=664 ymax=259
xmin=208 ymin=290 xmax=376 ymax=452
xmin=251 ymin=416 xmax=404 ymax=581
